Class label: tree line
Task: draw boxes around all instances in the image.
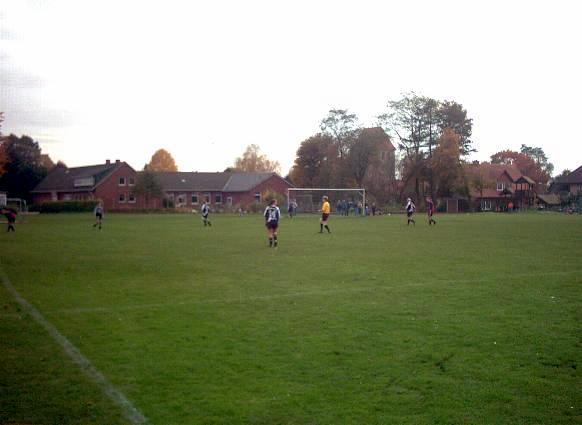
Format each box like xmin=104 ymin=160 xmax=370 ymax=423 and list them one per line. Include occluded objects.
xmin=0 ymin=100 xmax=559 ymax=205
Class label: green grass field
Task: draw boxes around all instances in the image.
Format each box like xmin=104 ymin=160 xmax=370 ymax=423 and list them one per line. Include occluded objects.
xmin=1 ymin=212 xmax=580 ymax=424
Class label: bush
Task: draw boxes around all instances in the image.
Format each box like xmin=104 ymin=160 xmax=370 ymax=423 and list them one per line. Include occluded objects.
xmin=30 ymin=200 xmax=100 ymax=213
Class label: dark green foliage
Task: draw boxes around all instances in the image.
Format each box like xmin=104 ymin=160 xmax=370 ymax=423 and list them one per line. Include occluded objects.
xmin=30 ymin=200 xmax=100 ymax=213
xmin=0 ymin=134 xmax=49 ymax=201
xmin=133 ymin=169 xmax=163 ymax=208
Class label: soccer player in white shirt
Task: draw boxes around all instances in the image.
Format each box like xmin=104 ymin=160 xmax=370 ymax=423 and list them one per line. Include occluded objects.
xmin=201 ymin=201 xmax=212 ymax=227
xmin=264 ymin=199 xmax=281 ymax=248
xmin=405 ymin=198 xmax=416 ymax=226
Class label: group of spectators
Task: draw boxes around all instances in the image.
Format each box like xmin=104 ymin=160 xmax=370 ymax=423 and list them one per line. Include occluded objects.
xmin=335 ymin=200 xmax=377 ymax=216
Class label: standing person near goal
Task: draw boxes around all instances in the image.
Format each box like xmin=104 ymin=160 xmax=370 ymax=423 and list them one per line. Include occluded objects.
xmin=201 ymin=200 xmax=212 ymax=227
xmin=426 ymin=197 xmax=436 ymax=226
xmin=319 ymin=195 xmax=331 ymax=233
xmin=1 ymin=207 xmax=17 ymax=232
xmin=93 ymin=202 xmax=104 ymax=230
xmin=405 ymin=198 xmax=416 ymax=226
xmin=264 ymin=199 xmax=280 ymax=248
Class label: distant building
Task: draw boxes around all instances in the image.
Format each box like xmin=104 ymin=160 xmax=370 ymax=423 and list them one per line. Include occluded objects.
xmin=32 ymin=160 xmax=293 ymax=210
xmin=31 ymin=160 xmax=137 ymax=210
xmin=152 ymin=171 xmax=293 ymax=209
xmin=550 ymin=165 xmax=582 ymax=196
xmin=359 ymin=127 xmax=396 ymax=180
xmin=467 ymin=163 xmax=536 ymax=211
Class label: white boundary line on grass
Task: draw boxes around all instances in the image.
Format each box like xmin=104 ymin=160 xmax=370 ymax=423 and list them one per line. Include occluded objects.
xmin=49 ymin=269 xmax=581 ymax=316
xmin=0 ymin=272 xmax=149 ymax=425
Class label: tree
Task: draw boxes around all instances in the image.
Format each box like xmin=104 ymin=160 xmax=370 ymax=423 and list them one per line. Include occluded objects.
xmin=347 ymin=128 xmax=382 ymax=187
xmin=431 ymin=128 xmax=463 ymax=197
xmin=147 ymin=149 xmax=178 ymax=172
xmin=320 ymin=109 xmax=358 ymax=159
xmin=436 ymin=101 xmax=474 ymax=156
xmin=0 ymin=134 xmax=50 ymax=201
xmin=134 ymin=169 xmax=164 ymax=208
xmin=233 ymin=144 xmax=280 ymax=173
xmin=289 ymin=135 xmax=333 ymax=187
xmin=520 ymin=144 xmax=554 ymax=176
xmin=378 ymin=93 xmax=430 ymax=200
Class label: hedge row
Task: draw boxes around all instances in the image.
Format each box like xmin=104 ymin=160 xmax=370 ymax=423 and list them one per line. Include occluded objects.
xmin=30 ymin=200 xmax=100 ymax=213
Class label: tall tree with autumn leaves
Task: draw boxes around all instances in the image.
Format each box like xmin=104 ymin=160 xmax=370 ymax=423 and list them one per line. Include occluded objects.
xmin=232 ymin=144 xmax=280 ymax=174
xmin=146 ymin=149 xmax=178 ymax=171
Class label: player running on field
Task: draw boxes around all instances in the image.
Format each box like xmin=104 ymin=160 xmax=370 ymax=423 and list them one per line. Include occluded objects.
xmin=1 ymin=207 xmax=17 ymax=232
xmin=319 ymin=195 xmax=331 ymax=233
xmin=405 ymin=197 xmax=416 ymax=226
xmin=201 ymin=201 xmax=212 ymax=227
xmin=93 ymin=202 xmax=103 ymax=230
xmin=264 ymin=199 xmax=280 ymax=248
xmin=426 ymin=197 xmax=436 ymax=226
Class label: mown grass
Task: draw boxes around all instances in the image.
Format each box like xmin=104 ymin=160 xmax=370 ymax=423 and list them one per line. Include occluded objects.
xmin=0 ymin=212 xmax=581 ymax=424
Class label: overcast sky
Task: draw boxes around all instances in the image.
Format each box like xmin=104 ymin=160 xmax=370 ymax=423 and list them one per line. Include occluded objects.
xmin=1 ymin=0 xmax=581 ymax=175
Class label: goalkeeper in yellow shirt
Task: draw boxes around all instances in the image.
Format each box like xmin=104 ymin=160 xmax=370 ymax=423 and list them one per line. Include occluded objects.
xmin=319 ymin=195 xmax=331 ymax=233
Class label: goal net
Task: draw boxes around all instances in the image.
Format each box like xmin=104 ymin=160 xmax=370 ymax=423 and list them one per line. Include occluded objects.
xmin=287 ymin=188 xmax=366 ymax=215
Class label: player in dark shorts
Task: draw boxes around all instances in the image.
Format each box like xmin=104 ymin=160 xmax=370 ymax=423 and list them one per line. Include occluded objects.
xmin=405 ymin=198 xmax=416 ymax=226
xmin=201 ymin=201 xmax=212 ymax=227
xmin=426 ymin=197 xmax=436 ymax=226
xmin=319 ymin=195 xmax=331 ymax=233
xmin=1 ymin=207 xmax=17 ymax=232
xmin=264 ymin=199 xmax=281 ymax=248
xmin=93 ymin=202 xmax=103 ymax=230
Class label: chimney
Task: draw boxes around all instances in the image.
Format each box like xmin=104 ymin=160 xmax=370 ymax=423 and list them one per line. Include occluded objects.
xmin=115 ymin=159 xmax=120 ymax=164
xmin=105 ymin=159 xmax=111 ymax=165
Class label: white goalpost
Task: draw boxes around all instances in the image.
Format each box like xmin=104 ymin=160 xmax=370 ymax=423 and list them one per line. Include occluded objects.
xmin=287 ymin=188 xmax=366 ymax=214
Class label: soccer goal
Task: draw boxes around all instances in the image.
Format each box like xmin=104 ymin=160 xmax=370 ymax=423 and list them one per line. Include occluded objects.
xmin=287 ymin=188 xmax=366 ymax=215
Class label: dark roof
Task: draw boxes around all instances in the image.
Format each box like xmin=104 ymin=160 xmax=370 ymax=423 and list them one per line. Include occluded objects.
xmin=556 ymin=165 xmax=582 ymax=184
xmin=32 ymin=162 xmax=125 ymax=193
xmin=153 ymin=172 xmax=231 ymax=191
xmin=515 ymin=175 xmax=535 ymax=185
xmin=152 ymin=171 xmax=292 ymax=192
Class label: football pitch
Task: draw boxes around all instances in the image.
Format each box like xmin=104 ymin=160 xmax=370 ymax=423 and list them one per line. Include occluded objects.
xmin=0 ymin=212 xmax=580 ymax=424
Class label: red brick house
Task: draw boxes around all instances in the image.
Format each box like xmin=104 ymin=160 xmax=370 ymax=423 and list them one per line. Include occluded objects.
xmin=467 ymin=163 xmax=536 ymax=211
xmin=31 ymin=160 xmax=139 ymax=210
xmin=153 ymin=171 xmax=293 ymax=209
xmin=32 ymin=161 xmax=293 ymax=210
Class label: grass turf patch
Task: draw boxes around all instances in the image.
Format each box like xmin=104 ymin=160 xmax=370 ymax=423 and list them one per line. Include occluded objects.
xmin=0 ymin=212 xmax=581 ymax=424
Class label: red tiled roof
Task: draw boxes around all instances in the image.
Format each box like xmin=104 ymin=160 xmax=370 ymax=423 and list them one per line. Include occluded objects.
xmin=467 ymin=162 xmax=522 ymax=182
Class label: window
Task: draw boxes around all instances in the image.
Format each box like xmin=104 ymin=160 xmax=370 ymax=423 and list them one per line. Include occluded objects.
xmin=63 ymin=194 xmax=72 ymax=201
xmin=215 ymin=194 xmax=222 ymax=204
xmin=119 ymin=177 xmax=126 ymax=186
xmin=118 ymin=193 xmax=126 ymax=203
xmin=204 ymin=193 xmax=211 ymax=203
xmin=191 ymin=194 xmax=199 ymax=204
xmin=255 ymin=192 xmax=261 ymax=203
xmin=74 ymin=177 xmax=95 ymax=187
xmin=128 ymin=193 xmax=136 ymax=203
xmin=177 ymin=194 xmax=186 ymax=205
xmin=481 ymin=200 xmax=492 ymax=211
xmin=128 ymin=177 xmax=135 ymax=186
xmin=496 ymin=182 xmax=505 ymax=191
xmin=227 ymin=197 xmax=233 ymax=206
